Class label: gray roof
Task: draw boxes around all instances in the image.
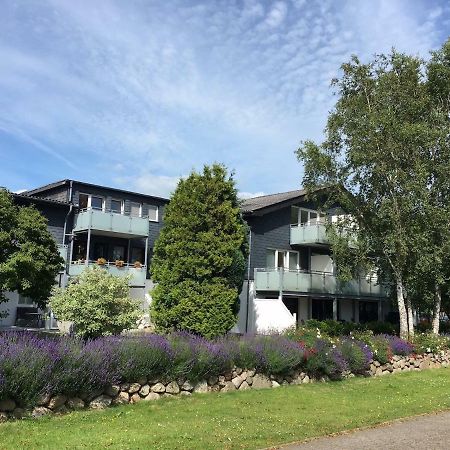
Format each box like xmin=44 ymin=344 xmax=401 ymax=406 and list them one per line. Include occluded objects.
xmin=241 ymin=189 xmax=307 ymax=214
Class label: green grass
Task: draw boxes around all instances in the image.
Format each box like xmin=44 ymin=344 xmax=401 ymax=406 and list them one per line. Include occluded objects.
xmin=1 ymin=369 xmax=450 ymax=450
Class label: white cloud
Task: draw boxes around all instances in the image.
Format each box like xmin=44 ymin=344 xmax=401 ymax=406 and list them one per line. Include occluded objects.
xmin=264 ymin=2 xmax=288 ymax=28
xmin=239 ymin=191 xmax=266 ymax=199
xmin=115 ymin=173 xmax=183 ymax=199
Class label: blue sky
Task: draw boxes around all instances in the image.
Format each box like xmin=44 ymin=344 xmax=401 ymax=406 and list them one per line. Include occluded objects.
xmin=1 ymin=0 xmax=449 ymax=198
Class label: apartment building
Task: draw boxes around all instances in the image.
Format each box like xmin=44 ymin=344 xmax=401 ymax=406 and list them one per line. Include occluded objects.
xmin=1 ymin=181 xmax=391 ymax=332
xmin=234 ymin=189 xmax=391 ymax=333
xmin=1 ymin=179 xmax=168 ymax=327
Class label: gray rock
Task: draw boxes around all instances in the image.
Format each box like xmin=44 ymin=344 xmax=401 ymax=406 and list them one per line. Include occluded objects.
xmin=151 ymin=383 xmax=166 ymax=393
xmin=221 ymin=381 xmax=236 ymax=392
xmin=130 ymin=393 xmax=141 ymax=403
xmin=247 ymin=370 xmax=255 ymax=377
xmin=120 ymin=382 xmax=131 ymax=392
xmin=239 ymin=381 xmax=250 ymax=390
xmin=302 ymin=375 xmax=310 ymax=384
xmin=48 ymin=395 xmax=67 ymax=410
xmin=240 ymin=371 xmax=248 ymax=381
xmin=105 ymin=385 xmax=120 ymax=397
xmin=136 ymin=377 xmax=147 ymax=386
xmin=139 ymin=384 xmax=150 ymax=397
xmin=36 ymin=393 xmax=51 ymax=407
xmin=162 ymin=393 xmax=174 ymax=398
xmin=113 ymin=392 xmax=129 ymax=405
xmin=235 ymin=367 xmax=243 ymax=376
xmin=272 ymin=380 xmax=280 ymax=388
xmin=32 ymin=407 xmax=52 ymax=418
xmin=180 ymin=391 xmax=192 ymax=396
xmin=66 ymin=397 xmax=85 ymax=410
xmin=246 ymin=376 xmax=253 ymax=385
xmin=144 ymin=392 xmax=161 ymax=401
xmin=193 ymin=381 xmax=208 ymax=394
xmin=252 ymin=374 xmax=272 ymax=389
xmin=165 ymin=381 xmax=180 ymax=394
xmin=89 ymin=395 xmax=112 ymax=409
xmin=232 ymin=375 xmax=244 ymax=389
xmin=128 ymin=383 xmax=141 ymax=394
xmin=207 ymin=376 xmax=219 ymax=386
xmin=0 ymin=412 xmax=8 ymax=422
xmin=181 ymin=381 xmax=194 ymax=391
xmin=0 ymin=399 xmax=16 ymax=412
xmin=12 ymin=407 xmax=25 ymax=419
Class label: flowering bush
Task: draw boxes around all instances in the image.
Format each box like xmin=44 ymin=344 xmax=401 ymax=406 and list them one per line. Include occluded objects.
xmin=0 ymin=329 xmax=427 ymax=407
xmin=412 ymin=333 xmax=450 ymax=354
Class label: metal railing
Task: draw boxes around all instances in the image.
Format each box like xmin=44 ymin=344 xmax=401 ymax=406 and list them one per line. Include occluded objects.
xmin=78 ymin=206 xmax=149 ymax=219
xmin=254 ymin=267 xmax=389 ymax=298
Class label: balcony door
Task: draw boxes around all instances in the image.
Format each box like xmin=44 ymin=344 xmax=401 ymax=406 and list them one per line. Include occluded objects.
xmin=266 ymin=249 xmax=299 ymax=271
xmin=291 ymin=206 xmax=324 ymax=226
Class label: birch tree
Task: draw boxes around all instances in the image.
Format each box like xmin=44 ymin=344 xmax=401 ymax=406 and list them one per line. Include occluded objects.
xmin=297 ymin=49 xmax=437 ymax=339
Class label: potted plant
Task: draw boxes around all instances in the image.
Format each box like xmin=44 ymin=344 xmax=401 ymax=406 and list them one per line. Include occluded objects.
xmin=115 ymin=259 xmax=124 ymax=268
xmin=97 ymin=257 xmax=107 ymax=266
xmin=134 ymin=261 xmax=142 ymax=269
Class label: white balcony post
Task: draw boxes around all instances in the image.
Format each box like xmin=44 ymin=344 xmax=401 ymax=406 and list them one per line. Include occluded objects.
xmin=85 ymin=228 xmax=91 ymax=266
xmin=144 ymin=237 xmax=149 ymax=270
xmin=333 ymin=297 xmax=338 ymax=321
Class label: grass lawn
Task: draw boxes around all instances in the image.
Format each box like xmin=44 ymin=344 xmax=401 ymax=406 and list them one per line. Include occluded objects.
xmin=1 ymin=369 xmax=450 ymax=450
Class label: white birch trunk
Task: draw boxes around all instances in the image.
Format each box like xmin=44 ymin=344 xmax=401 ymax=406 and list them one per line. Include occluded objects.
xmin=432 ymin=285 xmax=442 ymax=335
xmin=397 ymin=279 xmax=408 ymax=340
xmin=405 ymin=295 xmax=414 ymax=338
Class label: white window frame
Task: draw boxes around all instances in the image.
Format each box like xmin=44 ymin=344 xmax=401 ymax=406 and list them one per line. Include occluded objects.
xmin=147 ymin=205 xmax=159 ymax=222
xmin=266 ymin=248 xmax=300 ymax=271
xmin=79 ymin=193 xmax=105 ymax=212
xmin=130 ymin=202 xmax=142 ymax=218
xmin=292 ymin=207 xmax=325 ymax=226
xmin=110 ymin=198 xmax=124 ymax=215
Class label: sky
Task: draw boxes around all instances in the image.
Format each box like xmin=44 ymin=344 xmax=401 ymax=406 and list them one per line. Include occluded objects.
xmin=0 ymin=0 xmax=449 ymax=199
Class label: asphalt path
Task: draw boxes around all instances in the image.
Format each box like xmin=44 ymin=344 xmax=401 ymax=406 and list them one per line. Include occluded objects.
xmin=273 ymin=410 xmax=450 ymax=450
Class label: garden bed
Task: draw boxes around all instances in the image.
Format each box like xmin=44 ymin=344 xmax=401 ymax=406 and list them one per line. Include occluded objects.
xmin=0 ymin=330 xmax=449 ymax=420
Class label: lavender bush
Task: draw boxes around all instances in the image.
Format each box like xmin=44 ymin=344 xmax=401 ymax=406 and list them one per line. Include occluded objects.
xmin=0 ymin=329 xmax=419 ymax=406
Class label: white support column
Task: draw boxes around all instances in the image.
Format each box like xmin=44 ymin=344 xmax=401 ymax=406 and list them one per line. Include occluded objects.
xmin=85 ymin=229 xmax=91 ymax=266
xmin=144 ymin=237 xmax=149 ymax=270
xmin=333 ymin=297 xmax=338 ymax=321
xmin=127 ymin=239 xmax=131 ymax=264
xmin=69 ymin=234 xmax=74 ymax=267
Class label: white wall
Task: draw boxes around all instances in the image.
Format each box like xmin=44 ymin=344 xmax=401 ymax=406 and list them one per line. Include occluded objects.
xmin=251 ymin=297 xmax=296 ymax=333
xmin=298 ymin=297 xmax=309 ymax=324
xmin=0 ymin=291 xmax=19 ymax=327
xmin=311 ymin=254 xmax=333 ymax=273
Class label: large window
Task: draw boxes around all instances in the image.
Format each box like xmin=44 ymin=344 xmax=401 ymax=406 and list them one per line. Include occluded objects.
xmin=130 ymin=202 xmax=142 ymax=218
xmin=359 ymin=301 xmax=378 ymax=323
xmin=312 ymin=299 xmax=333 ymax=320
xmin=111 ymin=199 xmax=123 ymax=214
xmin=148 ymin=205 xmax=158 ymax=222
xmin=112 ymin=245 xmax=125 ymax=261
xmin=291 ymin=207 xmax=324 ymax=226
xmin=79 ymin=193 xmax=104 ymax=211
xmin=266 ymin=249 xmax=299 ymax=270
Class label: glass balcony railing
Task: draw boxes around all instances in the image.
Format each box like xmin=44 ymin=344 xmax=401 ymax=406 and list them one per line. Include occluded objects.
xmin=290 ymin=222 xmax=328 ymax=245
xmin=73 ymin=208 xmax=149 ymax=236
xmin=254 ymin=268 xmax=389 ymax=298
xmin=68 ymin=261 xmax=147 ymax=286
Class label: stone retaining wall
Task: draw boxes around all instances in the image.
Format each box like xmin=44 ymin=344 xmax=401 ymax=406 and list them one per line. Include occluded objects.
xmin=1 ymin=350 xmax=449 ymax=421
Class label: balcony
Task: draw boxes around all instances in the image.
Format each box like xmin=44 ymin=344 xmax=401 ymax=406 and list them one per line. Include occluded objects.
xmin=254 ymin=268 xmax=389 ymax=298
xmin=73 ymin=208 xmax=149 ymax=237
xmin=290 ymin=222 xmax=328 ymax=246
xmin=68 ymin=262 xmax=147 ymax=286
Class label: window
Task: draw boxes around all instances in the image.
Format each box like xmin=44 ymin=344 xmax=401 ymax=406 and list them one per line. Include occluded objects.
xmin=359 ymin=301 xmax=378 ymax=323
xmin=291 ymin=207 xmax=324 ymax=226
xmin=94 ymin=243 xmax=107 ymax=260
xmin=148 ymin=205 xmax=158 ymax=222
xmin=79 ymin=193 xmax=89 ymax=209
xmin=112 ymin=245 xmax=125 ymax=261
xmin=91 ymin=196 xmax=104 ymax=210
xmin=111 ymin=199 xmax=123 ymax=214
xmin=130 ymin=202 xmax=141 ymax=218
xmin=312 ymin=299 xmax=334 ymax=320
xmin=266 ymin=249 xmax=299 ymax=270
xmin=131 ymin=247 xmax=145 ymax=265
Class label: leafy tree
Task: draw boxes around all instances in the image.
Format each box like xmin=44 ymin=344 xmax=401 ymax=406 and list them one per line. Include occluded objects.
xmin=297 ymin=48 xmax=443 ymax=339
xmin=150 ymin=164 xmax=248 ymax=339
xmin=0 ymin=190 xmax=63 ymax=315
xmin=49 ymin=267 xmax=140 ymax=339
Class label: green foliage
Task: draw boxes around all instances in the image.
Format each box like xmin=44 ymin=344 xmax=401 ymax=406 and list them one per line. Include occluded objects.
xmin=0 ymin=190 xmax=64 ymax=312
xmin=49 ymin=267 xmax=140 ymax=339
xmin=297 ymin=40 xmax=450 ymax=338
xmin=412 ymin=333 xmax=450 ymax=354
xmin=151 ymin=164 xmax=248 ymax=338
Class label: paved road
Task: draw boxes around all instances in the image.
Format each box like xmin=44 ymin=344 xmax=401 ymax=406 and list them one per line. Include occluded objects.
xmin=275 ymin=411 xmax=450 ymax=449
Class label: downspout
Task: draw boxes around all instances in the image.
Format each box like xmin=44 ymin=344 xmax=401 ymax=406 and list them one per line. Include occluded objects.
xmin=62 ymin=181 xmax=73 ymax=272
xmin=244 ymin=228 xmax=252 ymax=334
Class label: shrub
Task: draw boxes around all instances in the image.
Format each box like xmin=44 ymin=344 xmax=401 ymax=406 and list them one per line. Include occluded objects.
xmin=339 ymin=338 xmax=373 ymax=373
xmin=305 ymin=339 xmax=348 ymax=378
xmin=150 ymin=164 xmax=248 ymax=339
xmin=412 ymin=333 xmax=450 ymax=354
xmin=49 ymin=266 xmax=141 ymax=339
xmin=385 ymin=335 xmax=415 ymax=356
xmin=365 ymin=321 xmax=398 ymax=335
xmin=369 ymin=335 xmax=393 ymax=364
